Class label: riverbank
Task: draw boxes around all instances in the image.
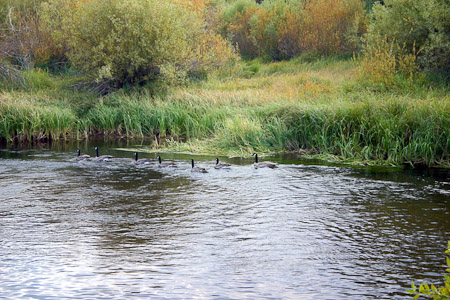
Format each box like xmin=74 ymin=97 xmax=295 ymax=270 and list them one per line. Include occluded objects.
xmin=1 ymin=56 xmax=449 ymax=167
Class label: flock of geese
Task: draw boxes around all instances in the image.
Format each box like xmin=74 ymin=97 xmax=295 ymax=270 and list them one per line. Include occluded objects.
xmin=76 ymin=147 xmax=278 ymax=172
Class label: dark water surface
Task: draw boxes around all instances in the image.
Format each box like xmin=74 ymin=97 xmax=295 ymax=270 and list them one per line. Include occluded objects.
xmin=1 ymin=142 xmax=449 ymax=299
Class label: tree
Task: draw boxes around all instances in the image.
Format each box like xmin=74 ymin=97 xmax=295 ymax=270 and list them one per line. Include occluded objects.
xmin=41 ymin=0 xmax=237 ymax=87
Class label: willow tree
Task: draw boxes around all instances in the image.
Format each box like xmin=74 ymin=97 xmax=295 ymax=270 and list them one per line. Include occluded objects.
xmin=41 ymin=0 xmax=237 ymax=87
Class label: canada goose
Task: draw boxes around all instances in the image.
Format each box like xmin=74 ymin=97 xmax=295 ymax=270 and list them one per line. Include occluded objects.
xmin=76 ymin=149 xmax=90 ymax=161
xmin=191 ymin=159 xmax=208 ymax=173
xmin=134 ymin=152 xmax=152 ymax=165
xmin=214 ymin=158 xmax=231 ymax=169
xmin=94 ymin=146 xmax=113 ymax=161
xmin=156 ymin=155 xmax=176 ymax=168
xmin=252 ymin=153 xmax=278 ymax=168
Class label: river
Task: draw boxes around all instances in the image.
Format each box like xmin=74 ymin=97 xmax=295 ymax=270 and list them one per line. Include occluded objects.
xmin=1 ymin=142 xmax=449 ymax=299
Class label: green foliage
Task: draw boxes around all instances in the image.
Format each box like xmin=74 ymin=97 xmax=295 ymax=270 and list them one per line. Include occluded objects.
xmin=366 ymin=1 xmax=429 ymax=53
xmin=407 ymin=241 xmax=450 ymax=299
xmin=85 ymin=92 xmax=229 ymax=139
xmin=363 ymin=0 xmax=380 ymax=11
xmin=0 ymin=93 xmax=76 ymax=141
xmin=365 ymin=0 xmax=450 ymax=80
xmin=1 ymin=56 xmax=449 ymax=167
xmin=22 ymin=68 xmax=55 ymax=90
xmin=221 ymin=0 xmax=255 ymax=23
xmin=249 ymin=0 xmax=296 ymax=60
xmin=419 ymin=0 xmax=450 ymax=79
xmin=221 ymin=0 xmax=366 ymax=60
xmin=40 ymin=0 xmax=236 ymax=88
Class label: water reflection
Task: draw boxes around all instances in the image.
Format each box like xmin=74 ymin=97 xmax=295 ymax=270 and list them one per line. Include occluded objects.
xmin=0 ymin=143 xmax=449 ymax=299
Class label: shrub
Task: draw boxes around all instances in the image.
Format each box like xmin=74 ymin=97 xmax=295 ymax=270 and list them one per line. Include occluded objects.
xmin=170 ymin=0 xmax=240 ymax=76
xmin=0 ymin=0 xmax=41 ymax=25
xmin=365 ymin=0 xmax=450 ymax=81
xmin=276 ymin=2 xmax=304 ymax=59
xmin=40 ymin=0 xmax=237 ymax=88
xmin=355 ymin=37 xmax=419 ymax=89
xmin=249 ymin=0 xmax=302 ymax=60
xmin=221 ymin=0 xmax=366 ymax=60
xmin=0 ymin=0 xmax=62 ymax=69
xmin=419 ymin=0 xmax=450 ymax=79
xmin=301 ymin=0 xmax=366 ymax=55
xmin=222 ymin=0 xmax=260 ymax=58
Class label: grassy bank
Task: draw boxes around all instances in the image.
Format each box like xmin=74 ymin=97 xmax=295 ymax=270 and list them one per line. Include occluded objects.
xmin=1 ymin=56 xmax=449 ymax=167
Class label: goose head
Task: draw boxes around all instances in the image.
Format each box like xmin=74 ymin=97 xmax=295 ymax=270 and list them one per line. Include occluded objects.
xmin=252 ymin=153 xmax=258 ymax=163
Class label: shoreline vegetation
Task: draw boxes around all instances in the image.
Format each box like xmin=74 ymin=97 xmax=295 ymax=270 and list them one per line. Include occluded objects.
xmin=1 ymin=56 xmax=449 ymax=168
xmin=1 ymin=0 xmax=449 ymax=168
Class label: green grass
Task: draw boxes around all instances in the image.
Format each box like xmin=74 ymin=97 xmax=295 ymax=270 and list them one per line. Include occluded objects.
xmin=1 ymin=57 xmax=449 ymax=167
xmin=0 ymin=93 xmax=77 ymax=141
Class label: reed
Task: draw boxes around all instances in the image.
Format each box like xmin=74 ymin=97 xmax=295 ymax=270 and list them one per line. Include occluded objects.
xmin=85 ymin=93 xmax=230 ymax=140
xmin=1 ymin=57 xmax=449 ymax=167
xmin=0 ymin=92 xmax=77 ymax=141
xmin=274 ymin=96 xmax=450 ymax=166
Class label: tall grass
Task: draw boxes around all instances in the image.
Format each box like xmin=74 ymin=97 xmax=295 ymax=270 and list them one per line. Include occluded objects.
xmin=81 ymin=88 xmax=450 ymax=166
xmin=0 ymin=93 xmax=76 ymax=141
xmin=1 ymin=57 xmax=449 ymax=167
xmin=267 ymin=97 xmax=450 ymax=166
xmin=86 ymin=92 xmax=230 ymax=139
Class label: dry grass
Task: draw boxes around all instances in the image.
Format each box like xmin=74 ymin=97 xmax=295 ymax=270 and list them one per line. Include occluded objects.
xmin=174 ymin=57 xmax=355 ymax=106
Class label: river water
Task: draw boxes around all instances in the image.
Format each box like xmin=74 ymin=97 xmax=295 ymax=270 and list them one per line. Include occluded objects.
xmin=0 ymin=142 xmax=449 ymax=299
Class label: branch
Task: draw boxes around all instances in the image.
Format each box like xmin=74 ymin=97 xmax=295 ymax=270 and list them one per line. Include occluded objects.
xmin=7 ymin=7 xmax=15 ymax=31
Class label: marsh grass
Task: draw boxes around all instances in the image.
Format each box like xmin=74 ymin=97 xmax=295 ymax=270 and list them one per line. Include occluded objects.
xmin=0 ymin=92 xmax=76 ymax=141
xmin=1 ymin=56 xmax=449 ymax=167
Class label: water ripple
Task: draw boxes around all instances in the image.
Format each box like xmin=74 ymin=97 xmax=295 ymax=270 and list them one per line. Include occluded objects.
xmin=0 ymin=149 xmax=449 ymax=299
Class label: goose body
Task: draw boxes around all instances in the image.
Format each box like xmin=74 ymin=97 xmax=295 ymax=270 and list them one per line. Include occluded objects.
xmin=94 ymin=147 xmax=113 ymax=162
xmin=214 ymin=158 xmax=231 ymax=169
xmin=134 ymin=152 xmax=152 ymax=165
xmin=157 ymin=156 xmax=176 ymax=168
xmin=252 ymin=153 xmax=278 ymax=168
xmin=76 ymin=149 xmax=90 ymax=161
xmin=191 ymin=159 xmax=208 ymax=173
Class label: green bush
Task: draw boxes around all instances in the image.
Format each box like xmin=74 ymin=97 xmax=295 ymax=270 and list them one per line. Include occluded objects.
xmin=40 ymin=0 xmax=236 ymax=87
xmin=22 ymin=68 xmax=55 ymax=90
xmin=365 ymin=0 xmax=450 ymax=80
